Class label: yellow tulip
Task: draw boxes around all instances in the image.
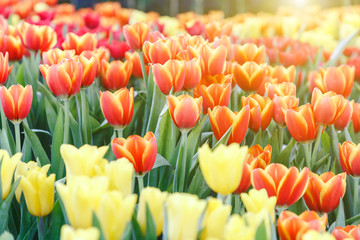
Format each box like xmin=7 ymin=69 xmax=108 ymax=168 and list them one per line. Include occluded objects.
xmin=240 ymin=188 xmax=277 ymax=221
xmin=198 ymin=143 xmax=248 ymax=194
xmin=0 ymin=150 xmax=21 ymax=200
xmin=56 ymin=176 xmax=109 ymax=228
xmin=302 ymin=230 xmax=335 ymax=240
xmin=104 ymin=158 xmax=134 ymax=196
xmin=60 ymin=144 xmax=108 ymax=177
xmin=137 ymin=187 xmax=168 ymax=236
xmin=243 ymin=209 xmax=271 ymax=240
xmin=167 ymin=193 xmax=206 ymax=240
xmin=20 ymin=164 xmax=55 ymax=217
xmin=15 ymin=161 xmax=47 ymax=203
xmin=200 ymin=197 xmax=231 ymax=240
xmin=60 ymin=225 xmax=100 ymax=240
xmin=224 ymin=214 xmax=255 ymax=240
xmin=96 ymin=191 xmax=137 ymax=240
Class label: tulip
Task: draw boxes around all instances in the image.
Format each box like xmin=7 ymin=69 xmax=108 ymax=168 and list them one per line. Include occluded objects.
xmin=241 ymin=188 xmax=277 ymax=221
xmin=152 ymin=59 xmax=186 ymax=95
xmin=232 ymin=43 xmax=266 ymax=64
xmin=183 ymin=59 xmax=201 ymax=91
xmin=233 ymin=163 xmax=252 ymax=194
xmin=285 ymin=104 xmax=318 ymax=143
xmin=99 ymin=88 xmax=134 ymax=130
xmin=96 ymin=191 xmax=137 ymax=240
xmin=208 ymin=105 xmax=250 ymax=144
xmin=62 ymin=32 xmax=97 ymax=55
xmin=42 ymin=49 xmax=75 ymax=66
xmin=111 ymin=132 xmax=157 ymax=175
xmin=308 ymin=65 xmax=354 ymax=98
xmin=166 ymin=193 xmax=206 ymax=240
xmin=81 ymin=46 xmax=110 ymax=77
xmin=277 ymin=210 xmax=328 ymax=240
xmin=332 ymin=225 xmax=360 ymax=240
xmin=60 ymin=225 xmax=100 ymax=240
xmin=200 ymin=198 xmax=232 ymax=240
xmin=0 ymin=52 xmax=12 ymax=85
xmin=251 ymin=163 xmax=309 ymax=207
xmin=352 ymin=102 xmax=360 ymax=133
xmin=232 ymin=62 xmax=267 ymax=92
xmin=267 ymin=65 xmax=296 ymax=83
xmin=167 ymin=94 xmax=202 ymax=132
xmin=303 ymin=172 xmax=346 ymax=213
xmin=266 ymin=82 xmax=296 ymax=99
xmin=0 ymin=150 xmax=21 ymax=200
xmin=39 ymin=58 xmax=83 ymax=99
xmin=195 ymin=44 xmax=227 ymax=76
xmin=247 ymin=144 xmax=272 ymax=169
xmin=0 ymin=84 xmax=33 ymax=123
xmin=104 ymin=158 xmax=134 ymax=196
xmin=244 ymin=209 xmax=273 ymax=239
xmin=125 ymin=51 xmax=149 ymax=78
xmin=302 ymin=230 xmax=335 ymax=240
xmin=199 ymin=143 xmax=248 ymax=195
xmin=143 ymin=38 xmax=179 ymax=64
xmin=17 ymin=21 xmax=57 ymax=52
xmin=204 ymin=21 xmax=232 ymax=42
xmin=100 ymin=60 xmax=133 ymax=91
xmin=21 ymin=164 xmax=55 ymax=217
xmin=334 ymin=99 xmax=353 ymax=131
xmin=241 ymin=94 xmax=274 ymax=132
xmin=83 ymin=11 xmax=100 ymax=29
xmin=0 ymin=34 xmax=25 ymax=61
xmin=56 ymin=176 xmax=109 ymax=228
xmin=338 ymin=141 xmax=360 ymax=177
xmin=224 ymin=214 xmax=255 ymax=240
xmin=273 ymin=96 xmax=299 ymax=126
xmin=123 ymin=22 xmax=150 ymax=51
xmin=73 ymin=55 xmax=97 ymax=87
xmin=137 ymin=187 xmax=168 ymax=236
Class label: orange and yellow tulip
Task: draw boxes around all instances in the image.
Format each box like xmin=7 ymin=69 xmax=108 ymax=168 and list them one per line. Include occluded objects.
xmin=62 ymin=32 xmax=97 ymax=55
xmin=232 ymin=62 xmax=267 ymax=92
xmin=125 ymin=51 xmax=149 ymax=78
xmin=143 ymin=38 xmax=179 ymax=64
xmin=308 ymin=65 xmax=354 ymax=98
xmin=39 ymin=58 xmax=83 ymax=99
xmin=0 ymin=52 xmax=12 ymax=85
xmin=352 ymin=102 xmax=360 ymax=133
xmin=152 ymin=59 xmax=186 ymax=95
xmin=17 ymin=21 xmax=57 ymax=52
xmin=267 ymin=65 xmax=296 ymax=83
xmin=332 ymin=225 xmax=360 ymax=240
xmin=195 ymin=44 xmax=227 ymax=76
xmin=285 ymin=104 xmax=318 ymax=143
xmin=277 ymin=210 xmax=328 ymax=240
xmin=241 ymin=94 xmax=274 ymax=132
xmin=273 ymin=96 xmax=299 ymax=126
xmin=231 ymin=43 xmax=266 ymax=65
xmin=183 ymin=59 xmax=201 ymax=91
xmin=303 ymin=172 xmax=346 ymax=213
xmin=266 ymin=82 xmax=296 ymax=99
xmin=339 ymin=141 xmax=360 ymax=177
xmin=251 ymin=163 xmax=309 ymax=207
xmin=74 ymin=55 xmax=97 ymax=88
xmin=42 ymin=49 xmax=75 ymax=66
xmin=167 ymin=94 xmax=202 ymax=132
xmin=204 ymin=21 xmax=232 ymax=42
xmin=100 ymin=60 xmax=133 ymax=91
xmin=0 ymin=34 xmax=25 ymax=61
xmin=112 ymin=132 xmax=157 ymax=175
xmin=123 ymin=22 xmax=150 ymax=51
xmin=208 ymin=105 xmax=250 ymax=145
xmin=99 ymin=88 xmax=134 ymax=130
xmin=81 ymin=47 xmax=110 ymax=77
xmin=0 ymin=85 xmax=32 ymax=123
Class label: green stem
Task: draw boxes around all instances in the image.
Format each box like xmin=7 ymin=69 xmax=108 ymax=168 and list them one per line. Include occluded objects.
xmin=116 ymin=128 xmax=123 ymax=138
xmin=354 ymin=177 xmax=359 ymax=214
xmin=0 ymin=103 xmax=7 ymax=131
xmin=345 ymin=126 xmax=353 ymax=142
xmin=37 ymin=217 xmax=44 ymax=240
xmin=252 ymin=130 xmax=262 ymax=146
xmin=80 ymin=89 xmax=91 ymax=144
xmin=311 ymin=125 xmax=324 ymax=163
xmin=302 ymin=143 xmax=312 ymax=170
xmin=63 ymin=99 xmax=70 ymax=144
xmin=14 ymin=122 xmax=21 ymax=153
xmin=138 ymin=175 xmax=144 ymax=193
xmin=179 ymin=131 xmax=188 ymax=192
xmin=138 ymin=51 xmax=148 ymax=87
xmin=234 ymin=194 xmax=241 ymax=214
xmin=217 ymin=193 xmax=231 ymax=205
xmin=278 ymin=125 xmax=284 ymax=153
xmin=329 ymin=124 xmax=341 ymax=173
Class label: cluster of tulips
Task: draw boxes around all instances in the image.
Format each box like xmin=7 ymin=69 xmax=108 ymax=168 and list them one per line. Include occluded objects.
xmin=2 ymin=0 xmax=360 ymax=240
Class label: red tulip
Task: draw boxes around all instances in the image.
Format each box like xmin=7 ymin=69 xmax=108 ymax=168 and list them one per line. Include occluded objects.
xmin=0 ymin=85 xmax=32 ymax=122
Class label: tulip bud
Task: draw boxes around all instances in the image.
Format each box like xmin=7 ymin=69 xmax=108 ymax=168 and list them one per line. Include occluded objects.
xmin=62 ymin=32 xmax=97 ymax=55
xmin=232 ymin=62 xmax=267 ymax=92
xmin=339 ymin=141 xmax=360 ymax=177
xmin=42 ymin=49 xmax=75 ymax=66
xmin=241 ymin=189 xmax=277 ymax=221
xmin=0 ymin=52 xmax=12 ymax=85
xmin=224 ymin=214 xmax=255 ymax=239
xmin=100 ymin=60 xmax=133 ymax=91
xmin=104 ymin=158 xmax=134 ymax=196
xmin=123 ymin=22 xmax=150 ymax=51
xmin=0 ymin=150 xmax=21 ymax=200
xmin=231 ymin=43 xmax=266 ymax=64
xmin=60 ymin=225 xmax=99 ymax=240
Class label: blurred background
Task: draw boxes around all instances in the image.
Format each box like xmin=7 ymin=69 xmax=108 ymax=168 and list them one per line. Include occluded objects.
xmin=59 ymin=0 xmax=360 ymax=16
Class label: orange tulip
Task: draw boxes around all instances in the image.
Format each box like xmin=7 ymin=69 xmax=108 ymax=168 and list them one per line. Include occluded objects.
xmin=339 ymin=141 xmax=360 ymax=177
xmin=123 ymin=22 xmax=150 ymax=51
xmin=112 ymin=132 xmax=157 ymax=175
xmin=99 ymin=88 xmax=134 ymax=130
xmin=251 ymin=163 xmax=309 ymax=207
xmin=334 ymin=99 xmax=353 ymax=131
xmin=17 ymin=21 xmax=57 ymax=52
xmin=204 ymin=21 xmax=232 ymax=42
xmin=273 ymin=96 xmax=299 ymax=126
xmin=182 ymin=59 xmax=201 ymax=91
xmin=0 ymin=52 xmax=12 ymax=85
xmin=125 ymin=51 xmax=149 ymax=78
xmin=0 ymin=85 xmax=32 ymax=123
xmin=231 ymin=43 xmax=266 ymax=65
xmin=233 ymin=163 xmax=252 ymax=194
xmin=167 ymin=94 xmax=202 ymax=132
xmin=241 ymin=94 xmax=274 ymax=132
xmin=101 ymin=60 xmax=133 ymax=91
xmin=267 ymin=65 xmax=296 ymax=83
xmin=208 ymin=105 xmax=250 ymax=144
xmin=303 ymin=172 xmax=346 ymax=213
xmin=143 ymin=38 xmax=180 ymax=64
xmin=62 ymin=33 xmax=98 ymax=55
xmin=352 ymin=102 xmax=360 ymax=133
xmin=73 ymin=55 xmax=97 ymax=88
xmin=277 ymin=210 xmax=328 ymax=240
xmin=39 ymin=59 xmax=83 ymax=99
xmin=308 ymin=65 xmax=354 ymax=98
xmin=266 ymin=82 xmax=296 ymax=99
xmin=152 ymin=60 xmax=186 ymax=95
xmin=195 ymin=44 xmax=227 ymax=76
xmin=232 ymin=62 xmax=268 ymax=92
xmin=42 ymin=49 xmax=75 ymax=66
xmin=0 ymin=35 xmax=25 ymax=61
xmin=332 ymin=225 xmax=360 ymax=240
xmin=285 ymin=104 xmax=318 ymax=143
xmin=81 ymin=47 xmax=110 ymax=77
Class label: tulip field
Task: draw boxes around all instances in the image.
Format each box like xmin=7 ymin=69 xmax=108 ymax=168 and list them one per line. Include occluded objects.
xmin=3 ymin=0 xmax=360 ymax=239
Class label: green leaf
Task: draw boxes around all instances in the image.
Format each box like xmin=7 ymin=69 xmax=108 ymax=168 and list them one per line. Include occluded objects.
xmin=187 ymin=167 xmax=211 ymax=198
xmin=45 ymin=200 xmax=65 ymax=240
xmin=23 ymin=123 xmax=51 ymax=167
xmin=278 ymin=138 xmax=296 ymax=167
xmin=186 ymin=116 xmax=208 ymax=165
xmin=321 ymin=131 xmax=330 ymax=154
xmin=69 ymin=114 xmax=83 ymax=148
xmin=255 ymin=220 xmax=267 ymax=240
xmin=145 ymin=204 xmax=157 ymax=240
xmin=0 ymin=178 xmax=20 ymax=233
xmin=335 ymin=200 xmax=346 ymax=228
xmin=130 ymin=212 xmax=144 ymax=240
xmin=146 ymin=84 xmax=167 ymax=133
xmin=153 ymin=154 xmax=172 ymax=170
xmin=15 ymin=64 xmax=25 ymax=86
xmin=17 ymin=194 xmax=36 ymax=240
xmin=51 ymin=108 xmax=64 ymax=180
xmin=80 ymin=90 xmax=92 ymax=145
xmin=0 ymin=231 xmax=14 ymax=240
xmin=45 ymin=98 xmax=58 ymax=135
xmin=92 ymin=212 xmax=105 ymax=240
